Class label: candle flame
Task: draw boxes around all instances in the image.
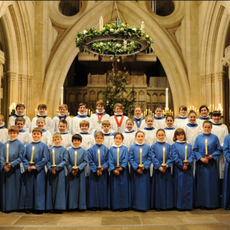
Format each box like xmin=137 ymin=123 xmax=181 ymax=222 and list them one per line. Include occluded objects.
xmin=52 ymin=149 xmax=55 ymax=153
xmin=32 ymin=146 xmax=35 ymax=150
xmin=75 ymin=151 xmax=77 ymax=155
xmin=98 ymin=149 xmax=100 ymax=153
xmin=163 ymin=147 xmax=165 ymax=151
xmin=142 ymin=21 xmax=144 ymax=23
xmin=6 ymin=143 xmax=9 ymax=147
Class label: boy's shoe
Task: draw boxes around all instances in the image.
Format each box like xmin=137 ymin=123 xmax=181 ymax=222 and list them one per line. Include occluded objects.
xmin=25 ymin=210 xmax=30 ymax=214
xmin=34 ymin=210 xmax=43 ymax=214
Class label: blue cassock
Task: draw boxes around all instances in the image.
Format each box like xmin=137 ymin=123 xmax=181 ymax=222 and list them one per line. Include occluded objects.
xmin=172 ymin=142 xmax=195 ymax=210
xmin=87 ymin=144 xmax=109 ymax=209
xmin=193 ymin=133 xmax=221 ymax=208
xmin=109 ymin=145 xmax=130 ymax=210
xmin=67 ymin=147 xmax=88 ymax=210
xmin=222 ymin=134 xmax=230 ymax=209
xmin=151 ymin=142 xmax=173 ymax=210
xmin=0 ymin=140 xmax=24 ymax=211
xmin=22 ymin=141 xmax=48 ymax=210
xmin=46 ymin=146 xmax=68 ymax=211
xmin=0 ymin=141 xmax=2 ymax=211
xmin=129 ymin=143 xmax=151 ymax=211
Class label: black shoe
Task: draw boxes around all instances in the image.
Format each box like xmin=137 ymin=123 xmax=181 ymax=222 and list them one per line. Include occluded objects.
xmin=35 ymin=210 xmax=43 ymax=214
xmin=55 ymin=210 xmax=63 ymax=214
xmin=99 ymin=208 xmax=104 ymax=211
xmin=50 ymin=209 xmax=54 ymax=213
xmin=200 ymin=206 xmax=205 ymax=210
xmin=156 ymin=208 xmax=161 ymax=211
xmin=92 ymin=208 xmax=97 ymax=211
xmin=119 ymin=209 xmax=123 ymax=212
xmin=25 ymin=210 xmax=30 ymax=214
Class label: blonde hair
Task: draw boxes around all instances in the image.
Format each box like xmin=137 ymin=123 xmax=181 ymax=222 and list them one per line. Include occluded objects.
xmin=0 ymin=114 xmax=4 ymax=120
xmin=8 ymin=126 xmax=19 ymax=134
xmin=145 ymin=115 xmax=154 ymax=122
xmin=32 ymin=127 xmax=43 ymax=135
xmin=36 ymin=117 xmax=46 ymax=123
xmin=95 ymin=131 xmax=104 ymax=138
xmin=114 ymin=103 xmax=123 ymax=111
xmin=135 ymin=130 xmax=145 ymax=137
xmin=53 ymin=133 xmax=62 ymax=139
xmin=59 ymin=104 xmax=68 ymax=110
xmin=80 ymin=120 xmax=90 ymax=128
xmin=126 ymin=118 xmax=134 ymax=124
xmin=96 ymin=100 xmax=104 ymax=106
xmin=102 ymin=120 xmax=111 ymax=126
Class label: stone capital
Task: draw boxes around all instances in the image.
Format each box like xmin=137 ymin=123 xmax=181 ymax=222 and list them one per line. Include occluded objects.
xmin=7 ymin=71 xmax=17 ymax=81
xmin=215 ymin=71 xmax=226 ymax=81
xmin=221 ymin=57 xmax=230 ymax=67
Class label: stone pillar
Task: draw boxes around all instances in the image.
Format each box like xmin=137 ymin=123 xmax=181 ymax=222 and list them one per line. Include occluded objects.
xmin=215 ymin=71 xmax=226 ymax=106
xmin=0 ymin=51 xmax=5 ymax=113
xmin=7 ymin=71 xmax=17 ymax=107
xmin=201 ymin=75 xmax=206 ymax=104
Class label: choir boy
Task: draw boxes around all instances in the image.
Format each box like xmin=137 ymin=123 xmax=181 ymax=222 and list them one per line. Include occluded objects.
xmin=46 ymin=133 xmax=68 ymax=213
xmin=153 ymin=106 xmax=166 ymax=129
xmin=101 ymin=120 xmax=114 ymax=149
xmin=110 ymin=103 xmax=128 ymax=133
xmin=129 ymin=131 xmax=152 ymax=211
xmin=123 ymin=119 xmax=136 ymax=150
xmin=142 ymin=115 xmax=157 ymax=147
xmin=174 ymin=105 xmax=189 ymax=129
xmin=87 ymin=131 xmax=109 ymax=210
xmin=8 ymin=103 xmax=31 ymax=132
xmin=31 ymin=104 xmax=53 ymax=132
xmin=197 ymin=105 xmax=210 ymax=127
xmin=15 ymin=117 xmax=31 ymax=146
xmin=1 ymin=126 xmax=24 ymax=212
xmin=52 ymin=104 xmax=72 ymax=134
xmin=109 ymin=133 xmax=130 ymax=211
xmin=133 ymin=106 xmax=145 ymax=131
xmin=72 ymin=103 xmax=90 ymax=134
xmin=164 ymin=115 xmax=176 ymax=145
xmin=193 ymin=121 xmax=221 ymax=209
xmin=151 ymin=129 xmax=173 ymax=210
xmin=0 ymin=114 xmax=8 ymax=143
xmin=22 ymin=127 xmax=48 ymax=214
xmin=58 ymin=120 xmax=72 ymax=149
xmin=67 ymin=134 xmax=88 ymax=210
xmin=172 ymin=128 xmax=195 ymax=210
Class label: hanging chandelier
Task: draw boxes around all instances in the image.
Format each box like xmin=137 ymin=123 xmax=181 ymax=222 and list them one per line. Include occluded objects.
xmin=75 ymin=1 xmax=153 ymax=58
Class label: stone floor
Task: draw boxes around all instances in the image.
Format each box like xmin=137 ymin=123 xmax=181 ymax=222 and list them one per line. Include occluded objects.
xmin=0 ymin=209 xmax=230 ymax=229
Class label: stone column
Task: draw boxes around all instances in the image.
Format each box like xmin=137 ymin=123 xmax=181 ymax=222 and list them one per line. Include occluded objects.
xmin=7 ymin=71 xmax=17 ymax=108
xmin=0 ymin=50 xmax=5 ymax=113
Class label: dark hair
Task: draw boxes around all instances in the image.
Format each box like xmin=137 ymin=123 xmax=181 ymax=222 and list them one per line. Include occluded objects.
xmin=15 ymin=117 xmax=25 ymax=124
xmin=212 ymin=110 xmax=221 ymax=117
xmin=37 ymin=104 xmax=47 ymax=110
xmin=188 ymin=110 xmax=197 ymax=116
xmin=59 ymin=119 xmax=68 ymax=126
xmin=173 ymin=128 xmax=187 ymax=142
xmin=166 ymin=115 xmax=174 ymax=121
xmin=135 ymin=131 xmax=145 ymax=137
xmin=72 ymin=134 xmax=82 ymax=142
xmin=156 ymin=128 xmax=165 ymax=135
xmin=114 ymin=132 xmax=124 ymax=140
xmin=78 ymin=103 xmax=87 ymax=108
xmin=16 ymin=103 xmax=25 ymax=110
xmin=179 ymin=105 xmax=187 ymax=111
xmin=203 ymin=120 xmax=212 ymax=127
xmin=155 ymin=106 xmax=162 ymax=111
xmin=199 ymin=105 xmax=209 ymax=113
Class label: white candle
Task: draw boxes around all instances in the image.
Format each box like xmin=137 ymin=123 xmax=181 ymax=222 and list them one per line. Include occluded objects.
xmin=6 ymin=143 xmax=9 ymax=163
xmin=163 ymin=147 xmax=165 ymax=165
xmin=141 ymin=21 xmax=145 ymax=32
xmin=117 ymin=148 xmax=119 ymax=167
xmin=140 ymin=148 xmax=142 ymax=165
xmin=31 ymin=146 xmax=35 ymax=162
xmin=205 ymin=139 xmax=208 ymax=155
xmin=185 ymin=146 xmax=187 ymax=161
xmin=124 ymin=40 xmax=127 ymax=49
xmin=52 ymin=149 xmax=55 ymax=165
xmin=165 ymin=88 xmax=169 ymax=111
xmin=74 ymin=151 xmax=77 ymax=167
xmin=99 ymin=16 xmax=103 ymax=31
xmin=98 ymin=149 xmax=101 ymax=167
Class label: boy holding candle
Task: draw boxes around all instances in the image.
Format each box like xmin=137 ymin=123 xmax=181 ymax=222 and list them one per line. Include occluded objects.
xmin=133 ymin=106 xmax=145 ymax=131
xmin=72 ymin=103 xmax=90 ymax=134
xmin=171 ymin=128 xmax=195 ymax=210
xmin=197 ymin=105 xmax=210 ymax=127
xmin=22 ymin=127 xmax=48 ymax=214
xmin=153 ymin=106 xmax=166 ymax=129
xmin=142 ymin=115 xmax=157 ymax=147
xmin=129 ymin=131 xmax=152 ymax=211
xmin=46 ymin=133 xmax=68 ymax=213
xmin=0 ymin=114 xmax=8 ymax=144
xmin=8 ymin=103 xmax=31 ymax=132
xmin=193 ymin=121 xmax=222 ymax=209
xmin=31 ymin=104 xmax=52 ymax=132
xmin=123 ymin=119 xmax=136 ymax=150
xmin=58 ymin=120 xmax=72 ymax=149
xmin=52 ymin=104 xmax=72 ymax=134
xmin=164 ymin=115 xmax=176 ymax=145
xmin=151 ymin=129 xmax=174 ymax=210
xmin=87 ymin=131 xmax=109 ymax=211
xmin=101 ymin=120 xmax=114 ymax=148
xmin=1 ymin=126 xmax=24 ymax=212
xmin=110 ymin=103 xmax=128 ymax=133
xmin=15 ymin=117 xmax=32 ymax=146
xmin=67 ymin=134 xmax=88 ymax=210
xmin=109 ymin=133 xmax=130 ymax=211
xmin=174 ymin=105 xmax=189 ymax=129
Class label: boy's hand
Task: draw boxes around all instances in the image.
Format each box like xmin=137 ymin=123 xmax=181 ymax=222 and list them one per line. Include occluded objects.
xmin=117 ymin=167 xmax=123 ymax=171
xmin=6 ymin=163 xmax=11 ymax=168
xmin=160 ymin=168 xmax=166 ymax=173
xmin=99 ymin=167 xmax=104 ymax=172
xmin=72 ymin=170 xmax=77 ymax=176
xmin=52 ymin=167 xmax=56 ymax=175
xmin=113 ymin=169 xmax=120 ymax=176
xmin=97 ymin=170 xmax=102 ymax=176
xmin=140 ymin=166 xmax=145 ymax=171
xmin=183 ymin=166 xmax=188 ymax=171
xmin=201 ymin=158 xmax=208 ymax=164
xmin=4 ymin=166 xmax=9 ymax=172
xmin=184 ymin=162 xmax=189 ymax=167
xmin=207 ymin=155 xmax=213 ymax=160
xmin=28 ymin=166 xmax=32 ymax=172
xmin=136 ymin=168 xmax=142 ymax=174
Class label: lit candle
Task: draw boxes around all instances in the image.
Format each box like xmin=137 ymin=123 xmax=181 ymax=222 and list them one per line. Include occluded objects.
xmin=140 ymin=148 xmax=142 ymax=165
xmin=98 ymin=149 xmax=101 ymax=167
xmin=163 ymin=147 xmax=165 ymax=165
xmin=141 ymin=21 xmax=145 ymax=32
xmin=74 ymin=151 xmax=77 ymax=167
xmin=185 ymin=146 xmax=187 ymax=161
xmin=99 ymin=16 xmax=103 ymax=31
xmin=30 ymin=146 xmax=35 ymax=162
xmin=124 ymin=40 xmax=127 ymax=49
xmin=205 ymin=139 xmax=208 ymax=155
xmin=6 ymin=143 xmax=9 ymax=163
xmin=117 ymin=148 xmax=119 ymax=167
xmin=52 ymin=149 xmax=55 ymax=166
xmin=165 ymin=88 xmax=169 ymax=111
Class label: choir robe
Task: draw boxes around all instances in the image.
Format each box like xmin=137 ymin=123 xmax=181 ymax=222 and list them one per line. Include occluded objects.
xmin=142 ymin=127 xmax=157 ymax=147
xmin=129 ymin=143 xmax=152 ymax=211
xmin=164 ymin=127 xmax=175 ymax=145
xmin=196 ymin=116 xmax=210 ymax=127
xmin=172 ymin=142 xmax=195 ymax=210
xmin=0 ymin=139 xmax=24 ymax=211
xmin=222 ymin=134 xmax=230 ymax=209
xmin=133 ymin=117 xmax=145 ymax=131
xmin=174 ymin=116 xmax=189 ymax=129
xmin=46 ymin=146 xmax=68 ymax=210
xmin=123 ymin=130 xmax=136 ymax=150
xmin=110 ymin=114 xmax=128 ymax=133
xmin=0 ymin=123 xmax=8 ymax=144
xmin=102 ymin=132 xmax=114 ymax=149
xmin=151 ymin=142 xmax=174 ymax=210
xmin=8 ymin=114 xmax=31 ymax=133
xmin=72 ymin=113 xmax=90 ymax=134
xmin=211 ymin=122 xmax=228 ymax=179
xmin=183 ymin=123 xmax=202 ymax=147
xmin=87 ymin=144 xmax=109 ymax=209
xmin=193 ymin=133 xmax=221 ymax=208
xmin=153 ymin=116 xmax=166 ymax=129
xmin=41 ymin=129 xmax=52 ymax=148
xmin=31 ymin=115 xmax=53 ymax=132
xmin=52 ymin=115 xmax=72 ymax=134
xmin=67 ymin=147 xmax=88 ymax=210
xmin=57 ymin=132 xmax=72 ymax=150
xmin=109 ymin=145 xmax=130 ymax=209
xmin=18 ymin=130 xmax=32 ymax=146
xmin=22 ymin=141 xmax=48 ymax=210
xmin=90 ymin=111 xmax=110 ymax=132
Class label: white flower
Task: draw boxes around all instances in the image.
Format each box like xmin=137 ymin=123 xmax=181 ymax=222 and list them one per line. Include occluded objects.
xmin=100 ymin=42 xmax=103 ymax=45
xmin=110 ymin=29 xmax=114 ymax=32
xmin=120 ymin=28 xmax=124 ymax=31
xmin=146 ymin=35 xmax=149 ymax=38
xmin=83 ymin=30 xmax=87 ymax=34
xmin=132 ymin=28 xmax=137 ymax=31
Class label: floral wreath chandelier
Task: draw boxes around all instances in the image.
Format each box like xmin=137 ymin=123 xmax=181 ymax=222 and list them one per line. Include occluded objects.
xmin=75 ymin=1 xmax=153 ymax=59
